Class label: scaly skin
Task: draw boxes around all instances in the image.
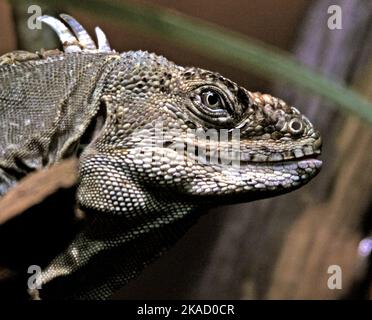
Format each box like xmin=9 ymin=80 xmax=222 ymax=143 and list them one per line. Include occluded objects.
xmin=79 ymin=51 xmax=322 ymax=211
xmin=0 ymin=15 xmax=322 ymax=299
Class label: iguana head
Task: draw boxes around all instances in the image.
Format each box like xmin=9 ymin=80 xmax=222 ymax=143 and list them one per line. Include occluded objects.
xmin=86 ymin=51 xmax=322 ymax=208
xmin=38 ymin=14 xmax=321 ymax=211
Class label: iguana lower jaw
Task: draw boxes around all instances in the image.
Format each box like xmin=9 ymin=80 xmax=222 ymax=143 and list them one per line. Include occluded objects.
xmin=142 ymin=156 xmax=322 ymax=205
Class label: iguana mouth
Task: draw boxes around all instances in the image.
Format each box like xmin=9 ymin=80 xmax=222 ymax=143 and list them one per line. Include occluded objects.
xmin=239 ymin=135 xmax=322 ymax=164
xmin=222 ymin=155 xmax=322 ymax=171
xmin=189 ymin=140 xmax=322 ymax=167
xmin=239 ymin=155 xmax=322 ymax=169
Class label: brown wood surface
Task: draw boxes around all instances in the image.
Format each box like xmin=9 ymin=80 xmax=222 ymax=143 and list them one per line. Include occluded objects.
xmin=0 ymin=159 xmax=78 ymax=225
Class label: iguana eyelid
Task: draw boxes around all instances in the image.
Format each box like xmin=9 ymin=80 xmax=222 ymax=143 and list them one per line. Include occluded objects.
xmin=193 ymin=85 xmax=235 ymax=116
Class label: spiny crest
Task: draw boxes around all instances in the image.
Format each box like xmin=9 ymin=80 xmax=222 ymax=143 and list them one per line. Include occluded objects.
xmin=40 ymin=15 xmax=177 ymax=69
xmin=37 ymin=14 xmax=115 ymax=53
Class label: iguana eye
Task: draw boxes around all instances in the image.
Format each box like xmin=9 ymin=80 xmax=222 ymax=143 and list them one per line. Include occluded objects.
xmin=188 ymin=86 xmax=234 ymax=126
xmin=197 ymin=88 xmax=231 ymax=117
xmin=201 ymin=90 xmax=224 ymax=109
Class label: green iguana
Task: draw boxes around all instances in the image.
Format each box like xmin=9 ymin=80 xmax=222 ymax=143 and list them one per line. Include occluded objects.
xmin=0 ymin=14 xmax=322 ymax=299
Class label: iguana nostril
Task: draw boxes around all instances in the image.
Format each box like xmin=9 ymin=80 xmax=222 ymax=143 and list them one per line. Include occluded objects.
xmin=288 ymin=118 xmax=304 ymax=135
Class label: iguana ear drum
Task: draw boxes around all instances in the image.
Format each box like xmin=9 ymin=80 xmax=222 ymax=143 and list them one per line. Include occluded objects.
xmin=77 ymin=101 xmax=107 ymax=156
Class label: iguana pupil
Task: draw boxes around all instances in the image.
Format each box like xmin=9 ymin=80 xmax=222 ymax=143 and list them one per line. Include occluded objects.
xmin=203 ymin=90 xmax=221 ymax=107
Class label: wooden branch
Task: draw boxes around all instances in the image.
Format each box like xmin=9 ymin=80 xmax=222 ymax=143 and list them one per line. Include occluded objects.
xmin=0 ymin=159 xmax=78 ymax=225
